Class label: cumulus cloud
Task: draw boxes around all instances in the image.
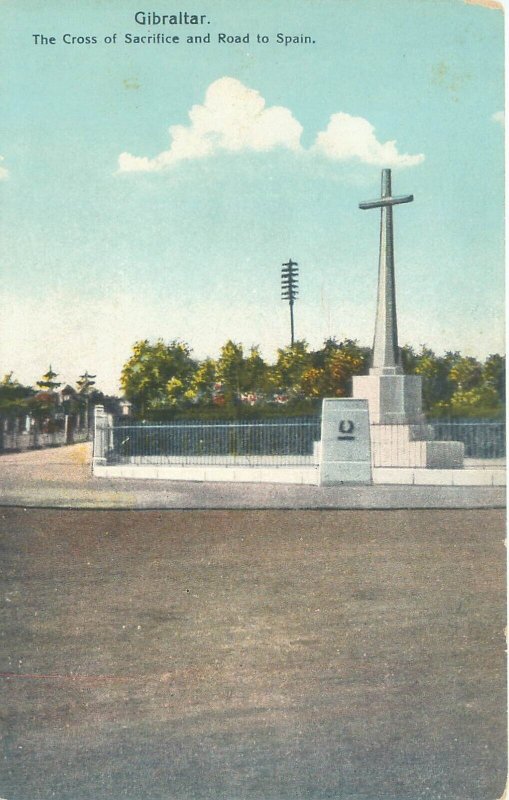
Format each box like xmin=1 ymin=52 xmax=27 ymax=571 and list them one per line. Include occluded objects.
xmin=0 ymin=156 xmax=9 ymax=180
xmin=118 ymin=77 xmax=303 ymax=172
xmin=118 ymin=77 xmax=424 ymax=173
xmin=492 ymin=110 xmax=504 ymax=126
xmin=312 ymin=113 xmax=424 ymax=168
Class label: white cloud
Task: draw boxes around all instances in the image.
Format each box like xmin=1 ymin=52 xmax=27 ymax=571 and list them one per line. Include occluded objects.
xmin=492 ymin=110 xmax=504 ymax=126
xmin=0 ymin=156 xmax=9 ymax=179
xmin=313 ymin=112 xmax=424 ymax=168
xmin=118 ymin=77 xmax=303 ymax=172
xmin=118 ymin=78 xmax=424 ymax=173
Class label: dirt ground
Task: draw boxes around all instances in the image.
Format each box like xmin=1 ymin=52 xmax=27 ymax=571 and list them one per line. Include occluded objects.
xmin=0 ymin=508 xmax=506 ymax=800
xmin=0 ymin=443 xmax=504 ymax=509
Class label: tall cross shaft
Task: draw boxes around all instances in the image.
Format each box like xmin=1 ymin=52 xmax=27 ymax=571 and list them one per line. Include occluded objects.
xmin=359 ymin=168 xmax=413 ymax=375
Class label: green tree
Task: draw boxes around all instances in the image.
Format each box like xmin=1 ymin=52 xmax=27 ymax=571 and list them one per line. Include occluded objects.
xmin=215 ymin=340 xmax=246 ymax=405
xmin=184 ymin=358 xmax=218 ymax=405
xmin=184 ymin=345 xmax=268 ymax=411
xmin=120 ymin=339 xmax=196 ymax=417
xmin=270 ymin=340 xmax=311 ymax=395
xmin=443 ymin=353 xmax=503 ymax=417
xmin=76 ymin=370 xmax=96 ymax=395
xmin=448 ymin=356 xmax=483 ymax=392
xmin=400 ymin=344 xmax=418 ymax=374
xmin=243 ymin=346 xmax=270 ymax=395
xmin=299 ymin=366 xmax=329 ymax=398
xmin=401 ymin=346 xmax=457 ymax=411
xmin=37 ymin=365 xmax=61 ymax=392
xmin=447 ymin=385 xmax=501 ymax=417
xmin=301 ymin=339 xmax=367 ymax=398
xmin=414 ymin=346 xmax=454 ymax=410
xmin=327 ymin=347 xmax=366 ymax=395
xmin=482 ymin=354 xmax=505 ymax=403
xmin=0 ymin=373 xmax=34 ymax=417
xmin=402 ymin=347 xmax=505 ymax=417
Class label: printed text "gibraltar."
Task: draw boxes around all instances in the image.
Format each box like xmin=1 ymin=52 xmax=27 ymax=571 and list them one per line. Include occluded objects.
xmin=134 ymin=11 xmax=209 ymax=25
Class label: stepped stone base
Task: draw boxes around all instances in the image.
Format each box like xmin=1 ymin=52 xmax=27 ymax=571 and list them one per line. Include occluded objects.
xmin=353 ymin=373 xmax=465 ymax=469
xmin=371 ymin=424 xmax=464 ymax=469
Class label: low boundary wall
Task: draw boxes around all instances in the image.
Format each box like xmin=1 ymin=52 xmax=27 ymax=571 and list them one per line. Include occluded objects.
xmin=93 ymin=462 xmax=505 ymax=487
xmin=2 ymin=428 xmax=90 ymax=452
xmin=92 ymin=405 xmax=506 ymax=487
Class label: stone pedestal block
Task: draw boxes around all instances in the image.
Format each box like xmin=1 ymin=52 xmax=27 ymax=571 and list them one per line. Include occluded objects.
xmin=352 ymin=373 xmax=424 ymax=424
xmin=319 ymin=398 xmax=372 ymax=485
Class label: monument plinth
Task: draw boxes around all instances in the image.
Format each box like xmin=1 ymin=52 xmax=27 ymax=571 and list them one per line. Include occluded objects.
xmin=353 ymin=371 xmax=424 ymax=425
xmin=352 ymin=169 xmax=464 ymax=468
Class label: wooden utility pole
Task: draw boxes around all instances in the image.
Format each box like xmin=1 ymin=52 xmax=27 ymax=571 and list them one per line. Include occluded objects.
xmin=281 ymin=259 xmax=299 ymax=346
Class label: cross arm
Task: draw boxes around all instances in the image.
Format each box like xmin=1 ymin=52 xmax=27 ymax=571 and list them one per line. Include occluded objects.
xmin=359 ymin=193 xmax=414 ymax=210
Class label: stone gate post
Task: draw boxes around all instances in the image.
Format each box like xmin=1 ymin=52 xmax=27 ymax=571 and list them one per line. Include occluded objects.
xmin=93 ymin=405 xmax=109 ymax=468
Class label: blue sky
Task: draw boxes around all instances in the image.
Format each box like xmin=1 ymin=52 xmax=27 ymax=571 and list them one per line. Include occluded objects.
xmin=0 ymin=0 xmax=504 ymax=392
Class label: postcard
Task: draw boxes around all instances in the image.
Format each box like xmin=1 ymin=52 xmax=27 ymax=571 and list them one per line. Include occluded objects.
xmin=0 ymin=1 xmax=505 ymax=798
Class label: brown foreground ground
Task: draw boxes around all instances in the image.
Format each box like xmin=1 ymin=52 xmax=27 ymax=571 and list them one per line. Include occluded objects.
xmin=0 ymin=443 xmax=504 ymax=509
xmin=0 ymin=508 xmax=506 ymax=800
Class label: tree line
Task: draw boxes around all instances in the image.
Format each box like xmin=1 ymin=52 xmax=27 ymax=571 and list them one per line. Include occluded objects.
xmin=1 ymin=340 xmax=504 ymax=424
xmin=120 ymin=338 xmax=505 ymax=420
xmin=0 ymin=367 xmax=114 ymax=430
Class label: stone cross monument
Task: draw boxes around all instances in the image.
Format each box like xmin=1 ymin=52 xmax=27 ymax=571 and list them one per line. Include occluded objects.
xmin=359 ymin=168 xmax=413 ymax=375
xmin=352 ymin=168 xmax=464 ymax=468
xmin=353 ymin=168 xmax=423 ymax=424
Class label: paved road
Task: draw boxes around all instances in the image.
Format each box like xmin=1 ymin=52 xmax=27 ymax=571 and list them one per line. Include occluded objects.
xmin=0 ymin=507 xmax=505 ymax=800
xmin=0 ymin=444 xmax=505 ymax=509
